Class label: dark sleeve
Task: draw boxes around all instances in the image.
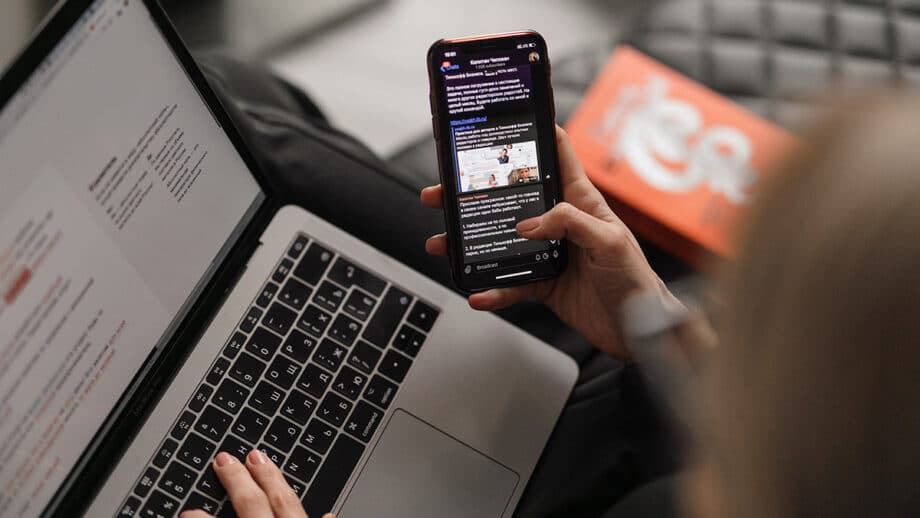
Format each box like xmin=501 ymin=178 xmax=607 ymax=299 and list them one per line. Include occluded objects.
xmin=603 ymin=475 xmax=683 ymax=518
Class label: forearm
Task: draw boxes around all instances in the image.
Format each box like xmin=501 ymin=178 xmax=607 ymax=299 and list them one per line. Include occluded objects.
xmin=621 ymin=288 xmax=717 ymax=433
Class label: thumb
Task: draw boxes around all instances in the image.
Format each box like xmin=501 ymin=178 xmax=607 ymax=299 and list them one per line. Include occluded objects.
xmin=517 ymin=202 xmax=623 ymax=253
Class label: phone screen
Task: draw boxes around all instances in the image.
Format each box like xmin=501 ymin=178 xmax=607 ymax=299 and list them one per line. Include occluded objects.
xmin=429 ymin=32 xmax=566 ymax=292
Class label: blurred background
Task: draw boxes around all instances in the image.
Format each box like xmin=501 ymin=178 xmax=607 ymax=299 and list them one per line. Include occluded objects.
xmin=7 ymin=0 xmax=918 ymax=278
xmin=0 ymin=0 xmax=625 ymax=158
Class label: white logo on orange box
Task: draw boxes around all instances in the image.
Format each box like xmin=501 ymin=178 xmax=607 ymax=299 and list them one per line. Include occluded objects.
xmin=596 ymin=77 xmax=757 ymax=204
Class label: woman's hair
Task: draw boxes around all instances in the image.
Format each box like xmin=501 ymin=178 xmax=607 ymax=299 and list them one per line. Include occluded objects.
xmin=709 ymin=94 xmax=920 ymax=518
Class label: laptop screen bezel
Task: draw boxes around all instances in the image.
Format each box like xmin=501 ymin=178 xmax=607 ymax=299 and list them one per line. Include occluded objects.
xmin=0 ymin=0 xmax=283 ymax=515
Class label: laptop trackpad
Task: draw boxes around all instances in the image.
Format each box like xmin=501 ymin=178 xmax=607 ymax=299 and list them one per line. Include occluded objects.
xmin=338 ymin=410 xmax=519 ymax=518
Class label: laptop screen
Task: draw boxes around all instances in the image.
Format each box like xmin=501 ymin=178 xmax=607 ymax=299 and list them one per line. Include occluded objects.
xmin=0 ymin=1 xmax=264 ymax=515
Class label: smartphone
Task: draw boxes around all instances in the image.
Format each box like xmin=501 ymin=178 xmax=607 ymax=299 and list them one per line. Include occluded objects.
xmin=427 ymin=31 xmax=567 ymax=293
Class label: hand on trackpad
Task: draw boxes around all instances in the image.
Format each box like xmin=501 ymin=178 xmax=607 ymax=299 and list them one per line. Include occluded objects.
xmin=337 ymin=410 xmax=519 ymax=518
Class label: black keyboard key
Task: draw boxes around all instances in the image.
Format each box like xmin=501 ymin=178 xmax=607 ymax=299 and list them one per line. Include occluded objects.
xmin=297 ymin=305 xmax=333 ymax=337
xmin=343 ymin=291 xmax=376 ymax=321
xmin=257 ymin=443 xmax=287 ymax=467
xmin=206 ymin=358 xmax=231 ymax=385
xmin=281 ymin=329 xmax=317 ymax=364
xmin=279 ymin=278 xmax=312 ymax=310
xmin=245 ymin=327 xmax=282 ymax=361
xmin=195 ymin=405 xmax=233 ymax=441
xmin=213 ymin=379 xmax=250 ymax=415
xmin=266 ymin=354 xmax=301 ymax=390
xmin=363 ymin=375 xmax=398 ymax=409
xmin=219 ymin=434 xmax=253 ymax=463
xmin=281 ymin=389 xmax=317 ymax=425
xmin=284 ymin=446 xmax=322 ymax=483
xmin=297 ymin=364 xmax=333 ymax=399
xmin=240 ymin=307 xmax=262 ymax=333
xmin=140 ymin=490 xmax=179 ymax=518
xmin=391 ymin=325 xmax=425 ymax=358
xmin=407 ymin=300 xmax=439 ymax=332
xmin=229 ymin=352 xmax=266 ymax=388
xmin=328 ymin=258 xmax=386 ymax=296
xmin=333 ymin=366 xmax=367 ymax=400
xmin=344 ymin=401 xmax=383 ymax=443
xmin=133 ymin=466 xmax=159 ymax=498
xmin=328 ymin=313 xmax=361 ymax=347
xmin=249 ymin=381 xmax=285 ymax=416
xmin=287 ymin=235 xmax=309 ymax=259
xmin=303 ymin=435 xmax=366 ymax=518
xmin=301 ymin=418 xmax=336 ymax=454
xmin=183 ymin=491 xmax=219 ymax=514
xmin=263 ymin=302 xmax=296 ymax=335
xmin=177 ymin=433 xmax=216 ymax=470
xmin=256 ymin=282 xmax=279 ymax=309
xmin=232 ymin=408 xmax=269 ymax=444
xmin=188 ymin=385 xmax=214 ymax=412
xmin=264 ymin=416 xmax=301 ymax=452
xmin=312 ymin=281 xmax=346 ymax=313
xmin=294 ymin=242 xmax=334 ymax=285
xmin=272 ymin=258 xmax=294 ymax=284
xmin=391 ymin=325 xmax=413 ymax=349
xmin=379 ymin=350 xmax=412 ymax=383
xmin=285 ymin=475 xmax=307 ymax=497
xmin=362 ymin=286 xmax=412 ymax=348
xmin=317 ymin=392 xmax=352 ymax=427
xmin=170 ymin=411 xmax=196 ymax=441
xmin=159 ymin=462 xmax=197 ymax=499
xmin=196 ymin=466 xmax=226 ymax=500
xmin=224 ymin=332 xmax=247 ymax=360
xmin=152 ymin=438 xmax=179 ymax=469
xmin=117 ymin=496 xmax=142 ymax=517
xmin=348 ymin=341 xmax=382 ymax=375
xmin=312 ymin=339 xmax=348 ymax=372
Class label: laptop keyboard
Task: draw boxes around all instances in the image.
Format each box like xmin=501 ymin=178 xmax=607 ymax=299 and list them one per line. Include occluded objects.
xmin=116 ymin=234 xmax=440 ymax=518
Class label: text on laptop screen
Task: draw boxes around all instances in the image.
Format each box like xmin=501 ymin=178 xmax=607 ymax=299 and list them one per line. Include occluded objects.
xmin=0 ymin=0 xmax=263 ymax=515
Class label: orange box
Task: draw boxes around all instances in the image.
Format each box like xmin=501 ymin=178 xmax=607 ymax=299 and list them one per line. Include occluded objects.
xmin=565 ymin=46 xmax=798 ymax=267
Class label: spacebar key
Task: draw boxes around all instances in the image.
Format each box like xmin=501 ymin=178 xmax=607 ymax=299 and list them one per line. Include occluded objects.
xmin=303 ymin=434 xmax=365 ymax=517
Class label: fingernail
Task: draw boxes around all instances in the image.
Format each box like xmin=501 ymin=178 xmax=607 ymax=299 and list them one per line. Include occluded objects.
xmin=248 ymin=449 xmax=267 ymax=465
xmin=517 ymin=216 xmax=542 ymax=233
xmin=215 ymin=452 xmax=235 ymax=467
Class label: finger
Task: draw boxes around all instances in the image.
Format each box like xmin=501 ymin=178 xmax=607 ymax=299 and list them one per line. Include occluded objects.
xmin=245 ymin=450 xmax=308 ymax=518
xmin=468 ymin=281 xmax=552 ymax=311
xmin=179 ymin=511 xmax=214 ymax=518
xmin=213 ymin=452 xmax=272 ymax=518
xmin=420 ymin=185 xmax=444 ymax=208
xmin=517 ymin=202 xmax=625 ymax=253
xmin=425 ymin=233 xmax=448 ymax=256
xmin=555 ymin=125 xmax=590 ymax=188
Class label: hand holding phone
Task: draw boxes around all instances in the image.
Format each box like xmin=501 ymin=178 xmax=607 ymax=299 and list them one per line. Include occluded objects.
xmin=422 ymin=126 xmax=680 ymax=359
xmin=427 ymin=31 xmax=567 ymax=292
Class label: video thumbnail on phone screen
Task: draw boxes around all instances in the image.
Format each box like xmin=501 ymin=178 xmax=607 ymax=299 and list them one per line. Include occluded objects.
xmin=456 ymin=132 xmax=540 ymax=193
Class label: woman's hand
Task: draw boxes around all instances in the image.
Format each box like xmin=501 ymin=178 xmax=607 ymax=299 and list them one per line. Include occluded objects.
xmin=180 ymin=451 xmax=335 ymax=518
xmin=421 ymin=126 xmax=679 ymax=359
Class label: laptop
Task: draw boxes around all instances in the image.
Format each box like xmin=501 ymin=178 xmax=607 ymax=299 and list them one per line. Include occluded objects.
xmin=0 ymin=1 xmax=577 ymax=517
